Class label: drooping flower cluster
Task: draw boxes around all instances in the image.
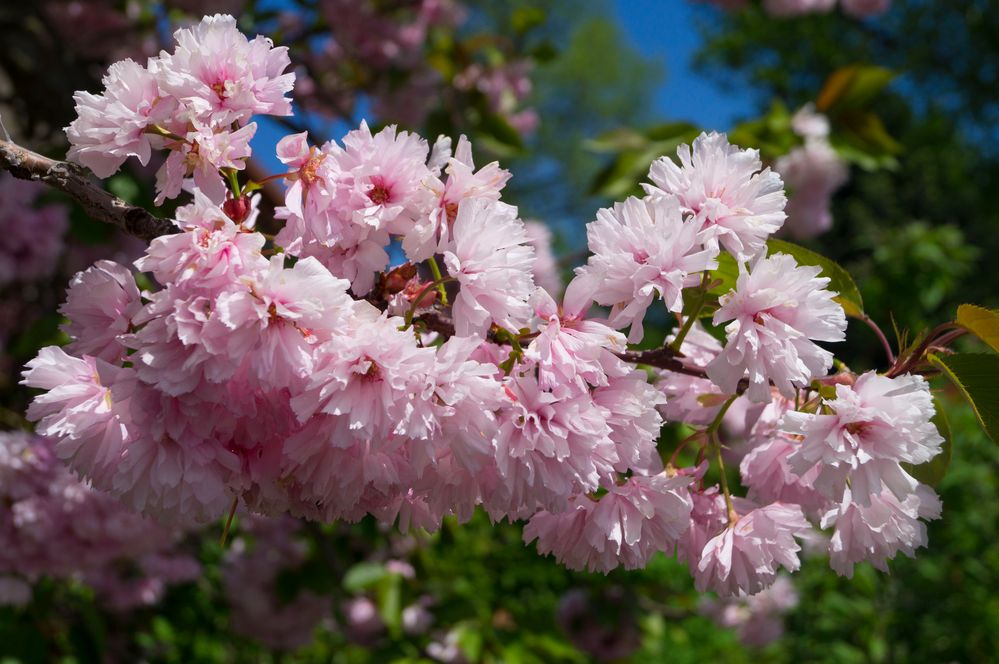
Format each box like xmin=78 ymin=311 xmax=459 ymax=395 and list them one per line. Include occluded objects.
xmin=782 ymin=372 xmax=944 ymax=576
xmin=222 ymin=515 xmax=333 ymax=651
xmin=0 ymin=432 xmax=197 ymax=610
xmin=556 ymin=587 xmax=642 ymax=661
xmin=699 ymin=574 xmax=799 ymax=646
xmin=25 ymin=14 xmax=946 ymax=602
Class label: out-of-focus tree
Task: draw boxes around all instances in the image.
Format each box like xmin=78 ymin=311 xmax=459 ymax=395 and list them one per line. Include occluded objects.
xmin=692 ymin=1 xmax=999 ymax=332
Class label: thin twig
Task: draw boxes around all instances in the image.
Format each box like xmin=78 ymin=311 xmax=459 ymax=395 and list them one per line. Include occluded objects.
xmin=219 ymin=496 xmax=239 ymax=548
xmin=862 ymin=313 xmax=896 ymax=365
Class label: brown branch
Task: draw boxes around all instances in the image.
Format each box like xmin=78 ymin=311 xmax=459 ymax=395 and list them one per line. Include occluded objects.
xmin=0 ymin=138 xmax=177 ymax=242
xmin=414 ymin=310 xmax=713 ymax=379
xmin=616 ymin=346 xmax=710 ymax=379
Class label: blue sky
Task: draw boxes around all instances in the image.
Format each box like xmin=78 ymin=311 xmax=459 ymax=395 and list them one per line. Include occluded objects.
xmin=612 ymin=0 xmax=754 ymax=129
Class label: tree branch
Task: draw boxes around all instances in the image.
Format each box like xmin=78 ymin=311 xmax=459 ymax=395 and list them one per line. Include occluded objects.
xmin=0 ymin=138 xmax=177 ymax=242
xmin=616 ymin=346 xmax=710 ymax=379
xmin=414 ymin=310 xmax=713 ymax=379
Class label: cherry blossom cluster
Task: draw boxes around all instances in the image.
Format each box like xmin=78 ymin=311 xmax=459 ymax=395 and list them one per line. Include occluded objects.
xmin=66 ymin=13 xmax=294 ymax=204
xmin=0 ymin=174 xmax=67 ymax=286
xmin=699 ymin=574 xmax=799 ymax=646
xmin=300 ymin=0 xmax=536 ymax=133
xmin=556 ymin=587 xmax=642 ymax=661
xmin=27 ymin=14 xmax=946 ymax=599
xmin=775 ymin=105 xmax=849 ymax=239
xmin=697 ymin=0 xmax=891 ymax=18
xmin=0 ymin=432 xmax=198 ymax=610
xmin=222 ymin=515 xmax=333 ymax=650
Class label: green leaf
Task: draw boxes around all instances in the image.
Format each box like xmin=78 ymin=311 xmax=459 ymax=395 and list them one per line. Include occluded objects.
xmin=645 ymin=121 xmax=702 ymax=142
xmin=707 ymin=251 xmax=740 ymax=297
xmin=956 ymin=304 xmax=999 ymax=353
xmin=816 ymin=65 xmax=895 ymax=115
xmin=455 ymin=623 xmax=484 ymax=662
xmin=767 ymin=238 xmax=865 ymax=318
xmin=832 ymin=110 xmax=902 ymax=163
xmin=903 ymin=401 xmax=952 ymax=486
xmin=477 ymin=112 xmax=524 ymax=153
xmin=728 ymin=101 xmax=797 ymax=161
xmin=510 ymin=7 xmax=545 ymax=33
xmin=587 ymin=123 xmax=701 ymax=197
xmin=585 ymin=127 xmax=650 ymax=153
xmin=9 ymin=313 xmax=68 ymax=360
xmin=342 ymin=562 xmax=388 ymax=592
xmin=375 ymin=573 xmax=403 ymax=637
xmin=929 ymin=353 xmax=999 ymax=443
xmin=706 ymin=241 xmax=864 ymax=320
xmin=589 ymin=146 xmax=659 ymax=198
xmin=106 ymin=174 xmax=141 ymax=203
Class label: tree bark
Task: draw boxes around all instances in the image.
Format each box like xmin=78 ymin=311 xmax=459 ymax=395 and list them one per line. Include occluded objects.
xmin=0 ymin=138 xmax=177 ymax=242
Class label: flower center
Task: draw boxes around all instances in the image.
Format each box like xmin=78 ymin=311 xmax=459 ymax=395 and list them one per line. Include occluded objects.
xmin=368 ymin=179 xmax=392 ymax=205
xmin=211 ymin=81 xmax=228 ymax=100
xmin=445 ymin=201 xmax=459 ymax=224
xmin=300 ymin=149 xmax=326 ymax=185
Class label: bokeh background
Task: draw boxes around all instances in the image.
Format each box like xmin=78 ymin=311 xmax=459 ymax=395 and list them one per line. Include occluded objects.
xmin=1 ymin=1 xmax=998 ymax=662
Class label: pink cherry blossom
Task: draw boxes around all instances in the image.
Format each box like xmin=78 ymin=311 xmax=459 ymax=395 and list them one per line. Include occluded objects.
xmin=763 ymin=0 xmax=836 ymax=16
xmin=60 ymin=260 xmax=143 ymax=362
xmin=592 ymin=370 xmax=667 ymax=476
xmin=66 ymin=58 xmax=176 ymax=178
xmin=404 ymin=135 xmax=510 ymax=261
xmin=578 ymin=195 xmax=717 ymax=342
xmin=21 ymin=346 xmax=130 ymax=488
xmin=707 ymin=252 xmax=847 ymax=402
xmin=333 ymin=121 xmax=435 ymax=236
xmin=209 ymin=255 xmax=363 ymax=386
xmin=776 ymin=138 xmax=848 ymax=239
xmin=155 ymin=14 xmax=294 ymax=125
xmin=110 ymin=381 xmax=242 ymax=523
xmin=275 ymin=132 xmax=339 ymax=219
xmin=695 ymin=502 xmax=811 ymax=597
xmin=524 ymin=473 xmax=693 ymax=573
xmin=783 ymin=372 xmax=943 ymax=504
xmin=32 ymin=43 xmax=958 ymax=592
xmin=525 ymin=277 xmax=627 ymax=397
xmin=840 ymin=0 xmax=890 ymax=18
xmin=644 ymin=132 xmax=786 ymax=261
xmin=443 ymin=198 xmax=536 ymax=338
xmin=822 ymin=485 xmax=941 ymax=578
xmin=740 ymin=436 xmax=829 ymax=518
xmin=155 ymin=122 xmax=256 ymax=204
xmin=0 ymin=175 xmax=68 ymax=285
xmin=486 ymin=373 xmax=617 ymax=518
xmin=135 ymin=192 xmax=267 ymax=292
xmin=281 ymin=420 xmax=372 ymax=522
xmin=290 ymin=315 xmax=437 ymax=442
xmin=790 ymin=104 xmax=831 ymax=140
